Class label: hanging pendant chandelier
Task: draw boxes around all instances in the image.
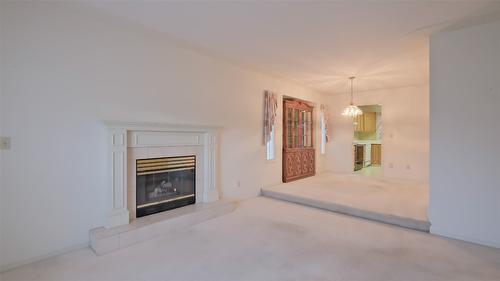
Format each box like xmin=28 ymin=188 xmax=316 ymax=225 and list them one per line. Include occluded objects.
xmin=342 ymin=76 xmax=363 ymax=117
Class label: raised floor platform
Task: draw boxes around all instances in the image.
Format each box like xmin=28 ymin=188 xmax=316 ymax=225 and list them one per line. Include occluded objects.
xmin=262 ymin=172 xmax=430 ymax=232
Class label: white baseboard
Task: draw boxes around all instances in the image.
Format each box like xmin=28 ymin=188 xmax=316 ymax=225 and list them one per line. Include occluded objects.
xmin=430 ymin=226 xmax=500 ymax=249
xmin=0 ymin=242 xmax=89 ymax=273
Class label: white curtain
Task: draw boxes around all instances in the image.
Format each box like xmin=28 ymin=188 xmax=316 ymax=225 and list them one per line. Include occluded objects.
xmin=321 ymin=104 xmax=331 ymax=142
xmin=263 ymin=90 xmax=278 ymax=144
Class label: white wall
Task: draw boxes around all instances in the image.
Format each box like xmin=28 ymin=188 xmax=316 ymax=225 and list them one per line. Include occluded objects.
xmin=0 ymin=10 xmax=4 ymax=268
xmin=0 ymin=2 xmax=326 ymax=270
xmin=429 ymin=21 xmax=500 ymax=248
xmin=325 ymin=85 xmax=429 ymax=182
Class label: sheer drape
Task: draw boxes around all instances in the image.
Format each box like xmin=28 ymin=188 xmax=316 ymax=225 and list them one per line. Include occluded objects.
xmin=263 ymin=91 xmax=278 ymax=144
xmin=321 ymin=104 xmax=331 ymax=142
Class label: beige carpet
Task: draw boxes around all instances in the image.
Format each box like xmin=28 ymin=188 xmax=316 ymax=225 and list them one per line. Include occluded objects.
xmin=2 ymin=197 xmax=500 ymax=281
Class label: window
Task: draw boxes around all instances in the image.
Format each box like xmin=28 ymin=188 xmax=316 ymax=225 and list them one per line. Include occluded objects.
xmin=266 ymin=125 xmax=275 ymax=160
xmin=320 ymin=111 xmax=326 ymax=154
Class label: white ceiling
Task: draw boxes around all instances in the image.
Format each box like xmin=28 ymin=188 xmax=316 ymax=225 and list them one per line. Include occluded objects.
xmin=86 ymin=1 xmax=500 ymax=95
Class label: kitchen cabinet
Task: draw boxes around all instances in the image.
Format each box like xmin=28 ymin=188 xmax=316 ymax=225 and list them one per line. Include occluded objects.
xmin=353 ymin=112 xmax=376 ymax=133
xmin=353 ymin=115 xmax=363 ymax=132
xmin=371 ymin=144 xmax=382 ymax=165
xmin=354 ymin=144 xmax=364 ymax=171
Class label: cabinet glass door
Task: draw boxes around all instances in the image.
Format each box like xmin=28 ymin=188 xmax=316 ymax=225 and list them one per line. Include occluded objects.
xmin=284 ymin=101 xmax=314 ymax=149
xmin=287 ymin=108 xmax=293 ymax=148
xmin=303 ymin=111 xmax=312 ymax=147
xmin=294 ymin=109 xmax=299 ymax=148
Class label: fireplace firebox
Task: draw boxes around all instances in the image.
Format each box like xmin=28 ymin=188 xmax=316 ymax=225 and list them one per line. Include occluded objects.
xmin=136 ymin=155 xmax=196 ymax=218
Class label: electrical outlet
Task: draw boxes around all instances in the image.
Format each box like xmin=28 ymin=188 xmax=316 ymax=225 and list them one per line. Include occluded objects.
xmin=406 ymin=164 xmax=411 ymax=170
xmin=0 ymin=137 xmax=11 ymax=150
xmin=388 ymin=163 xmax=394 ymax=168
xmin=237 ymin=181 xmax=241 ymax=187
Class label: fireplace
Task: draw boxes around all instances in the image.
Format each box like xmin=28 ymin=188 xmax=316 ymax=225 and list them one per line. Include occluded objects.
xmin=136 ymin=155 xmax=196 ymax=218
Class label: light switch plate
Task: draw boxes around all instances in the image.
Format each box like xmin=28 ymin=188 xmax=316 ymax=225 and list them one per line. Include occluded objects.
xmin=0 ymin=137 xmax=11 ymax=150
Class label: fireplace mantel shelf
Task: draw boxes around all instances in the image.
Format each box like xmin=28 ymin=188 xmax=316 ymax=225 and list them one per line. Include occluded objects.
xmin=103 ymin=121 xmax=222 ymax=133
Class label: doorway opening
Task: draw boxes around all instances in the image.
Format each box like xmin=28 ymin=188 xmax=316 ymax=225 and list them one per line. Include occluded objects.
xmin=353 ymin=104 xmax=382 ymax=177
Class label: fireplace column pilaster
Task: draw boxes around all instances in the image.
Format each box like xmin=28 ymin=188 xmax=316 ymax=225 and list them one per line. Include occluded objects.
xmin=106 ymin=128 xmax=130 ymax=228
xmin=203 ymin=132 xmax=219 ymax=202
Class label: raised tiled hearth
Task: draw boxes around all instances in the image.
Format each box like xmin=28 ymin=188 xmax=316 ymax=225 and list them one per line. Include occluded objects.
xmin=90 ymin=200 xmax=238 ymax=255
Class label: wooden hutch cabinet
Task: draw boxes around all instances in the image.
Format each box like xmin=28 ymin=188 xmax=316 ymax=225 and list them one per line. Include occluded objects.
xmin=282 ymin=99 xmax=315 ymax=182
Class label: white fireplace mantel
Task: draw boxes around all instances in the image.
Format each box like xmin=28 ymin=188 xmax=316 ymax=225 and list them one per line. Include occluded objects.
xmin=104 ymin=121 xmax=221 ymax=228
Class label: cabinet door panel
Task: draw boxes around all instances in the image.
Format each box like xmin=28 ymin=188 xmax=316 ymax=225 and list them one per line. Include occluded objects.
xmin=371 ymin=144 xmax=382 ymax=165
xmin=364 ymin=112 xmax=376 ymax=133
xmin=353 ymin=115 xmax=364 ymax=132
xmin=354 ymin=112 xmax=376 ymax=133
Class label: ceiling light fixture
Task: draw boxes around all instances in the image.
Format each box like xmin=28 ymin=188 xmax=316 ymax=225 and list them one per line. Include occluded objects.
xmin=342 ymin=76 xmax=363 ymax=117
